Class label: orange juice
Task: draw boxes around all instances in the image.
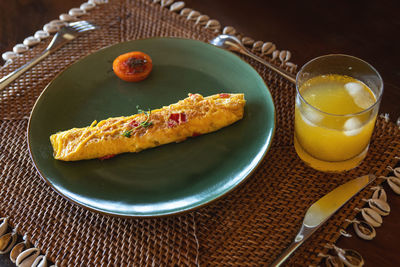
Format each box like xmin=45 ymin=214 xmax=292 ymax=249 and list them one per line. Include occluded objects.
xmin=294 ymin=74 xmax=377 ymax=172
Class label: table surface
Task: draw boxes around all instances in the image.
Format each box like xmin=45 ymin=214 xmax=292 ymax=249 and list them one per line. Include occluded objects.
xmin=0 ymin=0 xmax=399 ymax=266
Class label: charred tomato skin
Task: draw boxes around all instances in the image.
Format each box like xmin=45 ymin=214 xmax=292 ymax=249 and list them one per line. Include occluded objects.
xmin=113 ymin=51 xmax=153 ymax=82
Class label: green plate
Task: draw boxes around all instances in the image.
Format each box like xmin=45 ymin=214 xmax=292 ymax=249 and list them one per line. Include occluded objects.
xmin=28 ymin=37 xmax=275 ymax=217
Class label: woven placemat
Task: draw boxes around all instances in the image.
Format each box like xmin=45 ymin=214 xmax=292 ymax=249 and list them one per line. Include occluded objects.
xmin=1 ymin=0 xmax=399 ymax=266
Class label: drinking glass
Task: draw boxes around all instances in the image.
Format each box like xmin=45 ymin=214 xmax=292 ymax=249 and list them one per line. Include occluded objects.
xmin=294 ymin=54 xmax=383 ymax=172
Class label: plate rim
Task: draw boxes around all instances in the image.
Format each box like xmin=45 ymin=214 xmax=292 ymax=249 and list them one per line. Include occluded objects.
xmin=27 ymin=37 xmax=276 ymax=218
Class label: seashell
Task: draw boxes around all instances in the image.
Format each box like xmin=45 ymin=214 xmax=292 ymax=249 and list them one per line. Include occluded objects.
xmin=59 ymin=13 xmax=77 ymax=22
xmin=252 ymin=41 xmax=263 ymax=52
xmin=285 ymin=62 xmax=297 ymax=71
xmin=387 ymin=176 xmax=400 ymax=194
xmin=10 ymin=240 xmax=31 ymax=263
xmin=180 ymin=8 xmax=192 ymax=17
xmin=0 ymin=231 xmax=17 ymax=254
xmin=43 ymin=23 xmax=59 ymax=34
xmin=347 ymin=218 xmax=376 ymax=241
xmin=195 ymin=15 xmax=209 ymax=25
xmin=89 ymin=0 xmax=108 ymax=4
xmin=371 ymin=186 xmax=387 ymax=202
xmin=205 ymin=19 xmax=221 ymax=31
xmin=49 ymin=20 xmax=68 ymax=28
xmin=388 ymin=166 xmax=400 ymax=178
xmin=325 ymin=255 xmax=344 ymax=267
xmin=354 ymin=220 xmax=376 ymax=240
xmin=241 ymin=37 xmax=254 ymax=46
xmin=261 ymin=42 xmax=276 ymax=55
xmin=365 ymin=198 xmax=390 ymax=216
xmin=170 ymin=1 xmax=185 ymax=12
xmin=69 ymin=8 xmax=86 ymax=17
xmin=279 ymin=50 xmax=291 ymax=63
xmin=13 ymin=44 xmax=29 ymax=54
xmin=153 ymin=0 xmax=161 ymax=3
xmin=80 ymin=2 xmax=96 ymax=11
xmin=32 ymin=255 xmax=47 ymax=267
xmin=359 ymin=207 xmax=382 ymax=227
xmin=337 ymin=247 xmax=364 ymax=267
xmin=339 ymin=228 xmax=352 ymax=238
xmin=2 ymin=51 xmax=18 ymax=61
xmin=187 ymin=10 xmax=201 ymax=21
xmin=161 ymin=0 xmax=174 ymax=7
xmin=271 ymin=50 xmax=280 ymax=61
xmin=23 ymin=36 xmax=40 ymax=47
xmin=222 ymin=26 xmax=236 ymax=35
xmin=34 ymin=30 xmax=50 ymax=40
xmin=16 ymin=247 xmax=40 ymax=267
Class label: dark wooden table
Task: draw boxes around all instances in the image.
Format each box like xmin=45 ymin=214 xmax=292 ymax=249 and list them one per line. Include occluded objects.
xmin=1 ymin=0 xmax=399 ymax=266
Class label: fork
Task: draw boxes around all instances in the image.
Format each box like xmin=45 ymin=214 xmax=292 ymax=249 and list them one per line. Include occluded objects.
xmin=0 ymin=21 xmax=97 ymax=91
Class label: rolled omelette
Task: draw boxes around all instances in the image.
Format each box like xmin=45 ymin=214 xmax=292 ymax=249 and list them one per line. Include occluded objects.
xmin=50 ymin=93 xmax=246 ymax=161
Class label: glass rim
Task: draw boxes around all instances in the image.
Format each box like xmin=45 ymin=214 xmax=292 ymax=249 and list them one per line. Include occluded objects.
xmin=295 ymin=54 xmax=384 ymax=117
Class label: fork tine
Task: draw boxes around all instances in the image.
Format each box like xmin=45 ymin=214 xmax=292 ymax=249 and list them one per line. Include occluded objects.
xmin=69 ymin=20 xmax=90 ymax=26
xmin=69 ymin=21 xmax=96 ymax=29
xmin=70 ymin=24 xmax=90 ymax=30
xmin=72 ymin=24 xmax=89 ymax=30
xmin=77 ymin=24 xmax=96 ymax=30
xmin=77 ymin=27 xmax=96 ymax=32
xmin=73 ymin=24 xmax=96 ymax=32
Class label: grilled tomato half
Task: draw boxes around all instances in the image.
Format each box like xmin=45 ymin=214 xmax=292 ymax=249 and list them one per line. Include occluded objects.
xmin=112 ymin=51 xmax=153 ymax=82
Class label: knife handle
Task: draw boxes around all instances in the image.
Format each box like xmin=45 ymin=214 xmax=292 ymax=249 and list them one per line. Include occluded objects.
xmin=270 ymin=224 xmax=315 ymax=267
xmin=270 ymin=240 xmax=302 ymax=267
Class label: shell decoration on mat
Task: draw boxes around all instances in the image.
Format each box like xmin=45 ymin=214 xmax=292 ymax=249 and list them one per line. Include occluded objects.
xmin=12 ymin=44 xmax=29 ymax=54
xmin=0 ymin=230 xmax=17 ymax=254
xmin=10 ymin=238 xmax=31 ymax=263
xmin=15 ymin=247 xmax=40 ymax=267
xmin=0 ymin=219 xmax=53 ymax=266
xmin=356 ymin=207 xmax=382 ymax=228
xmin=170 ymin=1 xmax=185 ymax=12
xmin=187 ymin=10 xmax=201 ymax=21
xmin=347 ymin=219 xmax=376 ymax=240
xmin=364 ymin=198 xmax=390 ymax=216
xmin=0 ymin=218 xmax=8 ymax=236
xmin=34 ymin=30 xmax=50 ymax=40
xmin=59 ymin=13 xmax=77 ymax=22
xmin=371 ymin=186 xmax=387 ymax=202
xmin=23 ymin=36 xmax=40 ymax=47
xmin=339 ymin=228 xmax=352 ymax=238
xmin=160 ymin=0 xmax=298 ymax=72
xmin=387 ymin=166 xmax=400 ymax=178
xmin=179 ymin=7 xmax=192 ymax=17
xmin=319 ymin=158 xmax=400 ymax=263
xmin=31 ymin=255 xmax=47 ymax=267
xmin=161 ymin=0 xmax=175 ymax=8
xmin=1 ymin=0 xmax=107 ymax=67
xmin=380 ymin=174 xmax=400 ymax=194
xmin=318 ymin=253 xmax=344 ymax=267
xmin=1 ymin=0 xmax=298 ymax=74
xmin=324 ymin=244 xmax=364 ymax=267
xmin=337 ymin=161 xmax=400 ymax=251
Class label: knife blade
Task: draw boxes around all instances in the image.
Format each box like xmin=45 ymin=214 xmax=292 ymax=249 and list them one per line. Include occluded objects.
xmin=270 ymin=174 xmax=376 ymax=267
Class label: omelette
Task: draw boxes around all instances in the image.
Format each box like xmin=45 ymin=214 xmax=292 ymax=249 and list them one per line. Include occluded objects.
xmin=50 ymin=93 xmax=246 ymax=161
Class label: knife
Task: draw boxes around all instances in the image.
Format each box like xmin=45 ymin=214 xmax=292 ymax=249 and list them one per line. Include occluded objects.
xmin=270 ymin=174 xmax=376 ymax=267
